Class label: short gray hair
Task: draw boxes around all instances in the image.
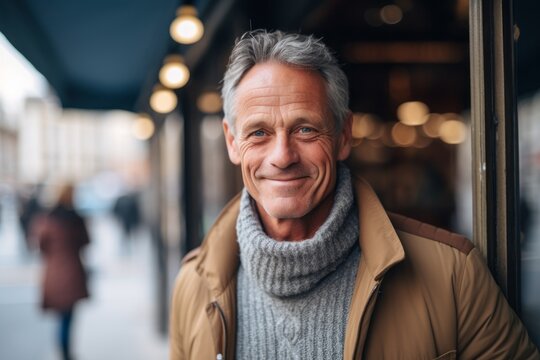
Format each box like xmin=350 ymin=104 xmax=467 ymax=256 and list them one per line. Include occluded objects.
xmin=221 ymin=30 xmax=349 ymax=133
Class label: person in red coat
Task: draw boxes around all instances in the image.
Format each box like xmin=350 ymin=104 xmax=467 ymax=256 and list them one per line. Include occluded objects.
xmin=33 ymin=184 xmax=90 ymax=360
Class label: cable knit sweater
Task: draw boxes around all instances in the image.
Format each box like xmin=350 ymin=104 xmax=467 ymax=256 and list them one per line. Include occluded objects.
xmin=236 ymin=165 xmax=360 ymax=359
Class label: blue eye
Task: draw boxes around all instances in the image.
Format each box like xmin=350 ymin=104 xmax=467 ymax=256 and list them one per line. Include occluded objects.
xmin=299 ymin=127 xmax=313 ymax=134
xmin=252 ymin=130 xmax=265 ymax=137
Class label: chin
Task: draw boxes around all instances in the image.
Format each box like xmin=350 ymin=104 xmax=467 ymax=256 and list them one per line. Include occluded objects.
xmin=262 ymin=198 xmax=311 ymax=219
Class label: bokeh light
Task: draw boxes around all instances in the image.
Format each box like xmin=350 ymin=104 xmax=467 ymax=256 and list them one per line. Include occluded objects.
xmin=439 ymin=119 xmax=467 ymax=144
xmin=150 ymin=88 xmax=177 ymax=114
xmin=197 ymin=91 xmax=223 ymax=114
xmin=391 ymin=122 xmax=417 ymax=146
xmin=397 ymin=101 xmax=429 ymax=126
xmin=132 ymin=114 xmax=155 ymax=140
xmin=380 ymin=5 xmax=403 ymax=25
xmin=170 ymin=5 xmax=204 ymax=45
xmin=159 ymin=56 xmax=189 ymax=89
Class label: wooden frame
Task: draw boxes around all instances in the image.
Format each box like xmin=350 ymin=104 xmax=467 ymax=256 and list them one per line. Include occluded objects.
xmin=469 ymin=0 xmax=521 ymax=311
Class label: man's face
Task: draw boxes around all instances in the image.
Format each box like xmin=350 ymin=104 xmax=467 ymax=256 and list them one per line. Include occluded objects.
xmin=223 ymin=62 xmax=352 ymax=221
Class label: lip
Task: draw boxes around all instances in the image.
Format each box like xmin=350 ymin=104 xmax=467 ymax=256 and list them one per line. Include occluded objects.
xmin=264 ymin=176 xmax=308 ymax=181
xmin=268 ymin=178 xmax=301 ymax=181
xmin=263 ymin=177 xmax=309 ymax=185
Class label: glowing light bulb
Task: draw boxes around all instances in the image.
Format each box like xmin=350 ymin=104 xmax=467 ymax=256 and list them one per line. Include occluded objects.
xmin=170 ymin=5 xmax=204 ymax=45
xmin=397 ymin=101 xmax=429 ymax=126
xmin=352 ymin=113 xmax=376 ymax=138
xmin=150 ymin=87 xmax=177 ymax=114
xmin=132 ymin=114 xmax=155 ymax=140
xmin=391 ymin=122 xmax=417 ymax=146
xmin=159 ymin=55 xmax=190 ymax=89
xmin=422 ymin=114 xmax=444 ymax=138
xmin=439 ymin=120 xmax=467 ymax=144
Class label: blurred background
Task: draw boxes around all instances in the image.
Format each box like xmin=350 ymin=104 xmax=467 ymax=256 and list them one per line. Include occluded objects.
xmin=0 ymin=0 xmax=539 ymax=358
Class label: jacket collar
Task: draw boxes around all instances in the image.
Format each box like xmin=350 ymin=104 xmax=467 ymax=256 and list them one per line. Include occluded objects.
xmin=353 ymin=176 xmax=405 ymax=279
xmin=194 ymin=193 xmax=241 ymax=299
xmin=195 ymin=176 xmax=405 ymax=296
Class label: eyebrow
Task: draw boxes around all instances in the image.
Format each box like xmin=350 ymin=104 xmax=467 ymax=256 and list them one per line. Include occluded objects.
xmin=239 ymin=115 xmax=328 ymax=135
xmin=239 ymin=118 xmax=272 ymax=134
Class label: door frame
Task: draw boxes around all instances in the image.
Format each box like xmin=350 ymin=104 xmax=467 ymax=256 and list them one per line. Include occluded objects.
xmin=469 ymin=0 xmax=521 ymax=312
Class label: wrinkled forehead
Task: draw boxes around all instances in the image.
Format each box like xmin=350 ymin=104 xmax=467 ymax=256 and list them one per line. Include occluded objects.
xmin=233 ymin=62 xmax=331 ymax=117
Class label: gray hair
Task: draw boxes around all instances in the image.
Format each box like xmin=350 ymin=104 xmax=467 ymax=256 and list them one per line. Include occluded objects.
xmin=221 ymin=30 xmax=349 ymax=133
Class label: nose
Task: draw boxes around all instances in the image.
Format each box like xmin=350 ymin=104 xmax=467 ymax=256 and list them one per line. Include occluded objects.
xmin=268 ymin=132 xmax=299 ymax=169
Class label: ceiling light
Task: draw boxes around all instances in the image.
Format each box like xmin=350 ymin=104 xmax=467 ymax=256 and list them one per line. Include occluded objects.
xmin=170 ymin=5 xmax=204 ymax=45
xmin=159 ymin=55 xmax=190 ymax=89
xmin=391 ymin=122 xmax=417 ymax=146
xmin=422 ymin=113 xmax=445 ymax=138
xmin=132 ymin=113 xmax=155 ymax=140
xmin=397 ymin=101 xmax=429 ymax=126
xmin=150 ymin=86 xmax=177 ymax=114
xmin=197 ymin=91 xmax=223 ymax=113
xmin=439 ymin=120 xmax=467 ymax=144
xmin=352 ymin=113 xmax=376 ymax=138
xmin=380 ymin=5 xmax=403 ymax=25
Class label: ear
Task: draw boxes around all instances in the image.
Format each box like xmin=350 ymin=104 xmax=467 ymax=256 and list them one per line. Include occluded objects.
xmin=337 ymin=112 xmax=353 ymax=160
xmin=222 ymin=119 xmax=241 ymax=165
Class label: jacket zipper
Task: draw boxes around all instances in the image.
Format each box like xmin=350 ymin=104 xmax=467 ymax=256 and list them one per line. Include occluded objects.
xmin=212 ymin=301 xmax=228 ymax=360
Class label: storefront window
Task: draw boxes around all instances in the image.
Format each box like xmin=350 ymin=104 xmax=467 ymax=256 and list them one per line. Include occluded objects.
xmin=516 ymin=0 xmax=540 ymax=345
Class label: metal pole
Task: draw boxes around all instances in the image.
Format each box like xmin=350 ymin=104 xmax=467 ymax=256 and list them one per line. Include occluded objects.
xmin=181 ymin=92 xmax=203 ymax=254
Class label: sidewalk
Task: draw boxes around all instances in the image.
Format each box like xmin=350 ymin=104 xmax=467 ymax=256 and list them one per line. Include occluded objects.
xmin=0 ymin=195 xmax=168 ymax=360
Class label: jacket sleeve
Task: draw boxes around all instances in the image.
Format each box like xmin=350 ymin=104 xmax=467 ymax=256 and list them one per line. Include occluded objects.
xmin=169 ymin=271 xmax=187 ymax=360
xmin=457 ymin=248 xmax=539 ymax=359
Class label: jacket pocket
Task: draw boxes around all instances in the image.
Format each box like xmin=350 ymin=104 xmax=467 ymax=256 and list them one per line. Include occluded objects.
xmin=432 ymin=350 xmax=457 ymax=360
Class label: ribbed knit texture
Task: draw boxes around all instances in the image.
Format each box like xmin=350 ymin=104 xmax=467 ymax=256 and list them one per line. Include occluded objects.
xmin=236 ymin=165 xmax=360 ymax=359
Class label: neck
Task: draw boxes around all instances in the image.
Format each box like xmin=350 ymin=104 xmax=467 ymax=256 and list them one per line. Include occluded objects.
xmin=255 ymin=193 xmax=335 ymax=241
xmin=235 ymin=164 xmax=358 ymax=297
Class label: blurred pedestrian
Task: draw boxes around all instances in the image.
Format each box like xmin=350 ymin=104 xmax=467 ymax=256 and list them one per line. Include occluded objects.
xmin=18 ymin=183 xmax=44 ymax=252
xmin=32 ymin=184 xmax=90 ymax=360
xmin=112 ymin=190 xmax=141 ymax=252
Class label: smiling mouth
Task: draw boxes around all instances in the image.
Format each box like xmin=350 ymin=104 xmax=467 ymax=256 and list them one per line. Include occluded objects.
xmin=265 ymin=174 xmax=308 ymax=180
xmin=265 ymin=177 xmax=309 ymax=183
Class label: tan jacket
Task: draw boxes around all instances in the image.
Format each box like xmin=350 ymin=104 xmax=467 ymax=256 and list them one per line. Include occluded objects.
xmin=170 ymin=178 xmax=539 ymax=360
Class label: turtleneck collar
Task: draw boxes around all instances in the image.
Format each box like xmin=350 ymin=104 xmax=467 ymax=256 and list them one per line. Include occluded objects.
xmin=236 ymin=164 xmax=359 ymax=297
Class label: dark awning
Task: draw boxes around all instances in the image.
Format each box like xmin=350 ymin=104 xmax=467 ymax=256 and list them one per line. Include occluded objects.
xmin=1 ymin=0 xmax=538 ymax=113
xmin=0 ymin=0 xmax=178 ymax=111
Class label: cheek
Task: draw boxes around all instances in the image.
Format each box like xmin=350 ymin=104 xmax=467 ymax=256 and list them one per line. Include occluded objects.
xmin=238 ymin=146 xmax=263 ymax=178
xmin=239 ymin=141 xmax=271 ymax=165
xmin=305 ymin=139 xmax=338 ymax=165
xmin=238 ymin=141 xmax=261 ymax=160
xmin=238 ymin=143 xmax=255 ymax=165
xmin=303 ymin=141 xmax=339 ymax=189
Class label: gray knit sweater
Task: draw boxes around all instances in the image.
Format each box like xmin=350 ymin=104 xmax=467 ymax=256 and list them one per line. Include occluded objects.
xmin=236 ymin=165 xmax=360 ymax=359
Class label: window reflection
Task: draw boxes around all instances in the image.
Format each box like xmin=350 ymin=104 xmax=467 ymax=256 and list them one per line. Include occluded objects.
xmin=516 ymin=0 xmax=540 ymax=346
xmin=519 ymin=94 xmax=540 ymax=345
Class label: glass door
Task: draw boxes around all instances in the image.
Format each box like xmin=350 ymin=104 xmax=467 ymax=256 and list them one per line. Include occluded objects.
xmin=515 ymin=0 xmax=540 ymax=346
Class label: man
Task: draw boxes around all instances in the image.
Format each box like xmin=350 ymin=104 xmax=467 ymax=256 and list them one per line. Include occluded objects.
xmin=170 ymin=30 xmax=539 ymax=359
